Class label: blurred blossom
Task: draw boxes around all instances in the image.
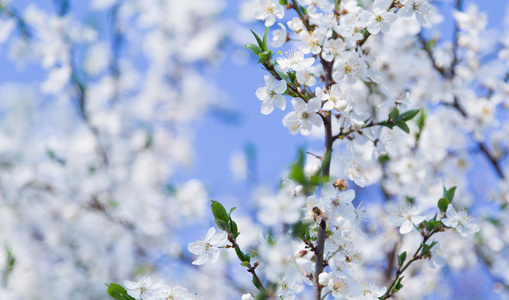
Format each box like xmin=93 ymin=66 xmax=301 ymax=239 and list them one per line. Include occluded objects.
xmin=187 ymin=227 xmax=228 ymax=265
xmin=229 ymin=150 xmax=249 ymax=181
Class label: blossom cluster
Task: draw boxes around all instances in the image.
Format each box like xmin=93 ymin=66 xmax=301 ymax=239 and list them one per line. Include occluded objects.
xmin=116 ymin=0 xmax=503 ymax=298
xmin=122 ymin=276 xmax=206 ymax=300
xmin=0 ymin=1 xmax=230 ymax=299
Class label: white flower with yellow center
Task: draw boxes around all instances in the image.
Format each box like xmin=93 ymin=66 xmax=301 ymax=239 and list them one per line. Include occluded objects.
xmin=282 ymin=97 xmax=322 ymax=135
xmin=187 ymin=227 xmax=227 ymax=265
xmin=255 ymin=74 xmax=287 ymax=115
xmin=441 ymin=204 xmax=480 ymax=237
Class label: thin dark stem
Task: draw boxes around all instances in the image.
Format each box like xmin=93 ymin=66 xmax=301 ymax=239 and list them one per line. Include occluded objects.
xmin=451 ymin=0 xmax=462 ymax=77
xmin=0 ymin=5 xmax=31 ymax=37
xmin=264 ymin=63 xmax=309 ymax=100
xmin=312 ymin=53 xmax=335 ymax=300
xmin=332 ymin=119 xmax=391 ymax=142
xmin=451 ymin=98 xmax=505 ymax=179
xmin=418 ymin=33 xmax=505 ymax=180
xmin=313 ymin=219 xmax=327 ymax=300
xmin=291 ymin=0 xmax=312 ymax=32
xmin=229 ymin=239 xmax=266 ymax=293
xmin=417 ymin=33 xmax=447 ymax=77
xmin=380 ymin=227 xmax=440 ymax=299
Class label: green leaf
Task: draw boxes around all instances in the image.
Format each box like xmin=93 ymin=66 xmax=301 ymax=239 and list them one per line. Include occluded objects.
xmin=395 ymin=120 xmax=410 ymax=134
xmin=245 ymin=43 xmax=261 ymax=54
xmin=438 ymin=197 xmax=449 ymax=213
xmin=211 ymin=200 xmax=229 ymax=223
xmin=4 ymin=246 xmax=15 ymax=270
xmin=421 ymin=243 xmax=431 ymax=256
xmin=256 ymin=290 xmax=267 ymax=300
xmin=252 ymin=276 xmax=262 ymax=290
xmin=392 ymin=276 xmax=404 ymax=293
xmin=279 ymin=0 xmax=288 ymax=4
xmin=377 ymin=154 xmax=390 ymax=163
xmin=416 ymin=108 xmax=427 ymax=131
xmin=258 ymin=50 xmax=273 ymax=63
xmin=288 ymin=148 xmax=306 ymax=185
xmin=287 ymin=71 xmax=297 ymax=86
xmin=398 ymin=109 xmax=420 ymax=122
xmin=425 ymin=220 xmax=441 ymax=231
xmin=230 ymin=220 xmax=239 ymax=239
xmin=215 ymin=219 xmax=229 ymax=232
xmin=398 ymin=251 xmax=407 ymax=267
xmin=262 ymin=27 xmax=269 ymax=51
xmin=250 ymin=29 xmax=263 ymax=48
xmin=291 ymin=221 xmax=311 ymax=239
xmin=229 ymin=207 xmax=237 ymax=216
xmin=235 ymin=245 xmax=246 ymax=262
xmin=389 ymin=108 xmax=400 ymax=120
xmin=241 ymin=261 xmax=250 ymax=267
xmin=443 ymin=186 xmax=457 ymax=202
xmin=379 ymin=121 xmax=395 ymax=129
xmin=107 ymin=283 xmax=135 ymax=300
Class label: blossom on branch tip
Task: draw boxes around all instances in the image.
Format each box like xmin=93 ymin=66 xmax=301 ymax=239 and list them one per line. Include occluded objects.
xmin=271 ymin=23 xmax=287 ymax=47
xmin=255 ymin=74 xmax=287 ymax=115
xmin=277 ymin=50 xmax=315 ymax=71
xmin=298 ymin=29 xmax=325 ymax=55
xmin=441 ymin=204 xmax=480 ymax=237
xmin=124 ymin=276 xmax=162 ymax=300
xmin=427 ymin=241 xmax=446 ymax=269
xmin=257 ymin=187 xmax=306 ymax=226
xmin=322 ymin=182 xmax=356 ymax=221
xmin=388 ymin=203 xmax=426 ymax=234
xmin=332 ymin=52 xmax=367 ymax=85
xmin=319 ymin=272 xmax=363 ymax=299
xmin=359 ymin=279 xmax=386 ymax=300
xmin=342 ymin=159 xmax=369 ymax=187
xmin=282 ymin=97 xmax=322 ymax=136
xmin=359 ymin=0 xmax=396 ymax=35
xmin=254 ymin=0 xmax=284 ymax=27
xmin=187 ymin=227 xmax=227 ymax=265
xmin=276 ymin=276 xmax=304 ymax=300
xmin=379 ymin=85 xmax=410 ymax=109
xmin=399 ymin=0 xmax=432 ymax=26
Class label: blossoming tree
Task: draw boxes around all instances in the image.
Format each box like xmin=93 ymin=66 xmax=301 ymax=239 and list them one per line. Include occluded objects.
xmin=111 ymin=0 xmax=508 ymax=299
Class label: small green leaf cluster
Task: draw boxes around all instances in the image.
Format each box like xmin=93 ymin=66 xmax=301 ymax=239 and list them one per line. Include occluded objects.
xmin=245 ymin=28 xmax=274 ymax=64
xmin=380 ymin=108 xmax=421 ymax=134
xmin=106 ymin=283 xmax=135 ymax=300
xmin=288 ymin=148 xmax=327 ymax=194
xmin=438 ymin=186 xmax=456 ymax=213
xmin=211 ymin=200 xmax=256 ymax=269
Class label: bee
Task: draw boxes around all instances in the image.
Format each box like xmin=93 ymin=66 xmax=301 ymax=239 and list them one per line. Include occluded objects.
xmin=312 ymin=207 xmax=328 ymax=225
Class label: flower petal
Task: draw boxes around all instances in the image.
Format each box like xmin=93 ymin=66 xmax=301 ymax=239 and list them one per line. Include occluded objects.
xmin=399 ymin=220 xmax=413 ymax=234
xmin=274 ymin=79 xmax=287 ymax=94
xmin=307 ymin=97 xmax=322 ymax=112
xmin=292 ymin=97 xmax=306 ymax=111
xmin=274 ymin=95 xmax=286 ymax=110
xmin=261 ymin=100 xmax=275 ymax=115
xmin=308 ymin=113 xmax=323 ymax=127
